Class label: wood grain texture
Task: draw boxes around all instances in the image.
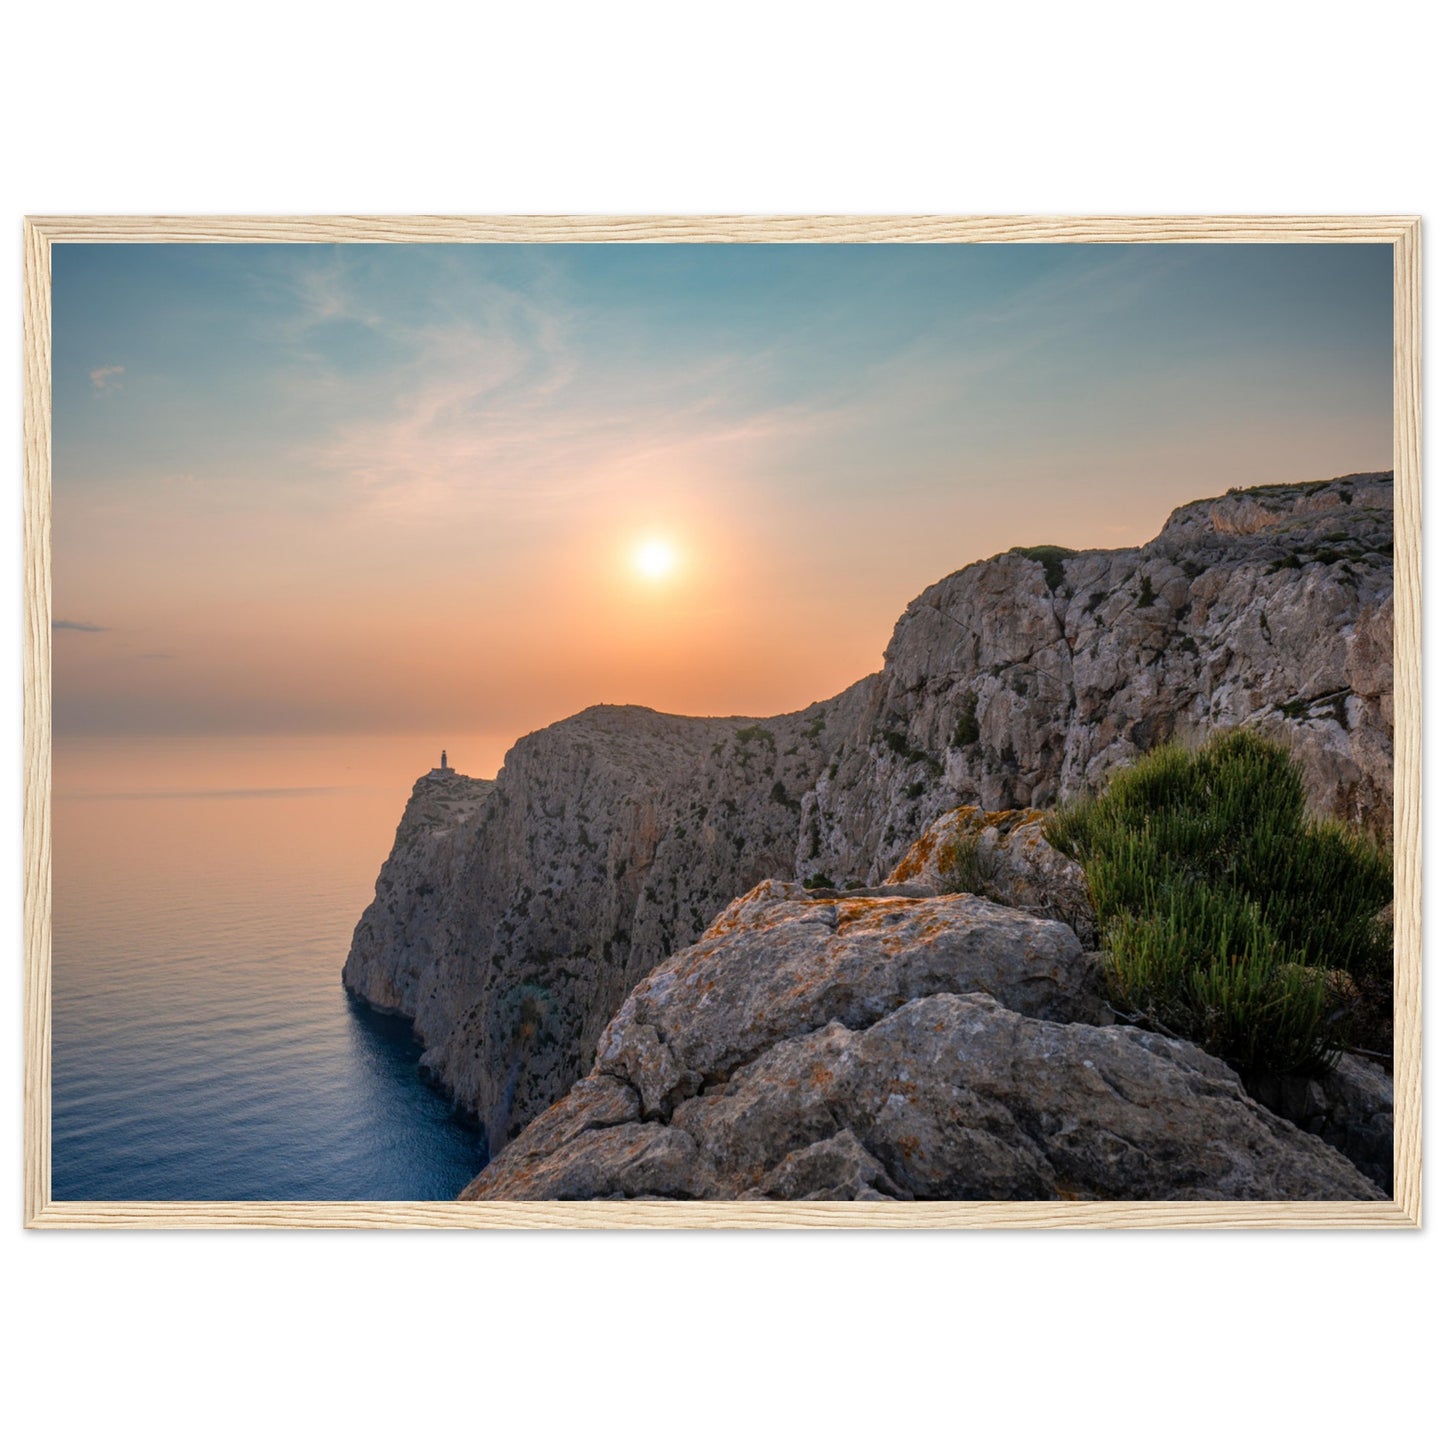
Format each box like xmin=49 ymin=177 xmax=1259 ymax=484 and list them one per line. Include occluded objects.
xmin=22 ymin=219 xmax=52 ymax=1228
xmin=22 ymin=1199 xmax=1422 ymax=1230
xmin=23 ymin=215 xmax=1420 ymax=246
xmin=1390 ymin=220 xmax=1423 ymax=1225
xmin=21 ymin=214 xmax=1424 ymax=1230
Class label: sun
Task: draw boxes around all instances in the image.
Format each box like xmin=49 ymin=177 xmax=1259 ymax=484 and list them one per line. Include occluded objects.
xmin=632 ymin=537 xmax=679 ymax=582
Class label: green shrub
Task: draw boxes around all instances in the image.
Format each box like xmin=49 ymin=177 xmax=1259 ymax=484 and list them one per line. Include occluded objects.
xmin=952 ymin=692 xmax=980 ymax=748
xmin=879 ymin=726 xmax=943 ymax=776
xmin=880 ymin=727 xmax=911 ymax=756
xmin=1046 ymin=729 xmax=1392 ymax=1074
xmin=941 ymin=819 xmax=1002 ymax=900
xmin=1009 ymin=544 xmax=1077 ymax=592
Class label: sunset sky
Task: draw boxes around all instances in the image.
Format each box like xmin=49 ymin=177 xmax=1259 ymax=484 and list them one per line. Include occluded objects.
xmin=52 ymin=243 xmax=1393 ymax=768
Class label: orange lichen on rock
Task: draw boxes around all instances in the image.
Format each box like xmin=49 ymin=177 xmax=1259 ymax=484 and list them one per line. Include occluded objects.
xmin=889 ymin=825 xmax=943 ymax=882
xmin=982 ymin=807 xmax=1046 ymax=836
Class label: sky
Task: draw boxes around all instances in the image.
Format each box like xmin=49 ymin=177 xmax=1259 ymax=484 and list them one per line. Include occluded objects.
xmin=51 ymin=242 xmax=1393 ymax=765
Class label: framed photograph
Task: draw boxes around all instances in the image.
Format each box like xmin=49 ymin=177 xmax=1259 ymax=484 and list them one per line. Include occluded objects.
xmin=22 ymin=215 xmax=1421 ymax=1228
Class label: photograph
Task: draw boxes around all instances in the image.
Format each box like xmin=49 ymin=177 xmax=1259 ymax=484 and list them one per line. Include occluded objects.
xmin=26 ymin=220 xmax=1420 ymax=1225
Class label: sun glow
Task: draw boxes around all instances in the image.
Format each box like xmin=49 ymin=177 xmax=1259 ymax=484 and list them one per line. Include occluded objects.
xmin=632 ymin=537 xmax=679 ymax=582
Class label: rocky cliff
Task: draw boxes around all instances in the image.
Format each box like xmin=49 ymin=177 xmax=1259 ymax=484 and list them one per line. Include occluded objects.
xmin=804 ymin=470 xmax=1393 ymax=889
xmin=345 ymin=693 xmax=876 ymax=1147
xmin=462 ymin=880 xmax=1382 ymax=1202
xmin=343 ymin=772 xmax=495 ymax=1016
xmin=344 ymin=471 xmax=1394 ymax=1156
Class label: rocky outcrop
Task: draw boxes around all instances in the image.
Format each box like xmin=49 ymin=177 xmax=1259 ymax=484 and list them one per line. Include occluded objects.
xmin=342 ymin=772 xmax=494 ymax=1015
xmin=804 ymin=471 xmax=1393 ymax=889
xmin=884 ymin=804 xmax=1097 ymax=945
xmin=462 ymin=882 xmax=1381 ymax=1202
xmin=346 ymin=472 xmax=1394 ymax=1149
xmin=592 ymin=879 xmax=1112 ymax=1121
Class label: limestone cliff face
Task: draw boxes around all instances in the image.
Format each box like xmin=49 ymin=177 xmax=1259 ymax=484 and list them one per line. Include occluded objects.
xmin=803 ymin=471 xmax=1393 ymax=889
xmin=343 ymin=472 xmax=1394 ymax=1150
xmin=345 ymin=690 xmax=875 ymax=1149
xmin=342 ymin=773 xmax=494 ymax=1014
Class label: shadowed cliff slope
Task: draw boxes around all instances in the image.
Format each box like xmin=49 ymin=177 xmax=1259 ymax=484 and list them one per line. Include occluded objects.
xmin=344 ymin=471 xmax=1394 ymax=1151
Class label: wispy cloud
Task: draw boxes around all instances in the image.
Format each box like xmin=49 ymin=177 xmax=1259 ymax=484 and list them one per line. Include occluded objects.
xmin=294 ymin=250 xmax=1184 ymax=528
xmin=89 ymin=364 xmax=124 ymax=392
xmin=298 ymin=275 xmax=815 ymax=524
xmin=53 ymin=618 xmax=108 ymax=633
xmin=310 ymin=360 xmax=810 ymax=524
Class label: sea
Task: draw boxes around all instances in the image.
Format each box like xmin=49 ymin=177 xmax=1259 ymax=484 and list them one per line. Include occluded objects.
xmin=51 ymin=734 xmax=500 ymax=1202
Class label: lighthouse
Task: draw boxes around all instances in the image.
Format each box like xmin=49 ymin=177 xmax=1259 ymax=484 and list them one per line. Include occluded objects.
xmin=428 ymin=748 xmax=456 ymax=779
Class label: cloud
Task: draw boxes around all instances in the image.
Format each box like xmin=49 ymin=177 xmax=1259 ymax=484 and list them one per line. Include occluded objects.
xmin=53 ymin=618 xmax=107 ymax=632
xmin=303 ymin=290 xmax=817 ymax=528
xmin=89 ymin=364 xmax=124 ymax=392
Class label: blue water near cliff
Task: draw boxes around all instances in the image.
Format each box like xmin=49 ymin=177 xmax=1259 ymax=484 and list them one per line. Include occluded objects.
xmin=51 ymin=736 xmax=488 ymax=1201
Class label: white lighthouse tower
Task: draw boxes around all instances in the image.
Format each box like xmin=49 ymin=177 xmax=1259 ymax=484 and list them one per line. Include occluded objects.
xmin=428 ymin=748 xmax=456 ymax=779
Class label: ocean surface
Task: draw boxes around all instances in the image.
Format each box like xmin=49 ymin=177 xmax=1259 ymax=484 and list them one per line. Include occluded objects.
xmin=51 ymin=734 xmax=501 ymax=1201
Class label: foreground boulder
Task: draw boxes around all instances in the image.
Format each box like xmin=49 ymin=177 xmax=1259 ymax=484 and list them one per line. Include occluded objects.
xmin=598 ymin=879 xmax=1110 ymax=1123
xmin=462 ymin=882 xmax=1381 ymax=1202
xmin=885 ymin=804 xmax=1097 ymax=945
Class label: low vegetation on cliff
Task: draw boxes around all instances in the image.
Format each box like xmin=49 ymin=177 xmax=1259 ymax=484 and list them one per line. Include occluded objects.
xmin=1047 ymin=730 xmax=1392 ymax=1076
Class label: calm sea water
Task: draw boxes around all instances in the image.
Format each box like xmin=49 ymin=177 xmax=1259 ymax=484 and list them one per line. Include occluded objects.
xmin=51 ymin=734 xmax=501 ymax=1201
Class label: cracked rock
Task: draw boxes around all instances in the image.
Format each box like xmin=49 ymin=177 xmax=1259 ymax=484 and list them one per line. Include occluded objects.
xmin=463 ymin=890 xmax=1381 ymax=1203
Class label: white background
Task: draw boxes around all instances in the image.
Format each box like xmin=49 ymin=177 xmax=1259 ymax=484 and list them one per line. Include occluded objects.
xmin=3 ymin=4 xmax=1438 ymax=1440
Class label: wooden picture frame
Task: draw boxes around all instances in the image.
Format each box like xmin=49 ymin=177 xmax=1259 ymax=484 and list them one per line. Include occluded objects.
xmin=22 ymin=214 xmax=1422 ymax=1229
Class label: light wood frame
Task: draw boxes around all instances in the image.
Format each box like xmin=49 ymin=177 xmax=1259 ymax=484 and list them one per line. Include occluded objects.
xmin=22 ymin=215 xmax=1422 ymax=1229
